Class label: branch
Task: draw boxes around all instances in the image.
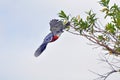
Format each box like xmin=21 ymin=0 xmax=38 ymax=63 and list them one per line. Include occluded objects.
xmin=90 ymin=55 xmax=120 ymax=80
xmin=68 ymin=23 xmax=120 ymax=55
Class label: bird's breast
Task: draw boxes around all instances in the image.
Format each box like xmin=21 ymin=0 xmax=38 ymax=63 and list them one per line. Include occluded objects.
xmin=50 ymin=35 xmax=59 ymax=42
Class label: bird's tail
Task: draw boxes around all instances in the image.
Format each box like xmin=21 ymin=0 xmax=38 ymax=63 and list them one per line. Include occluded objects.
xmin=34 ymin=42 xmax=48 ymax=57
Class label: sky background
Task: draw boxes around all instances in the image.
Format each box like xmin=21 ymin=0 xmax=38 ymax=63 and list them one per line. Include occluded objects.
xmin=0 ymin=0 xmax=120 ymax=80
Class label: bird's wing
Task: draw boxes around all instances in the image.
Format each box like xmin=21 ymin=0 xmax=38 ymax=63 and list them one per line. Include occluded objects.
xmin=43 ymin=32 xmax=54 ymax=43
xmin=34 ymin=32 xmax=54 ymax=57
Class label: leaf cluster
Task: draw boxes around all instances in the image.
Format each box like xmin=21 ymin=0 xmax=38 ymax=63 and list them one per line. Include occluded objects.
xmin=58 ymin=0 xmax=120 ymax=56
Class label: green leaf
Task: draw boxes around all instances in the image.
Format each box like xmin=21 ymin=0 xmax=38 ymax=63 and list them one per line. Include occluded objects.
xmin=98 ymin=35 xmax=104 ymax=41
xmin=86 ymin=10 xmax=97 ymax=25
xmin=115 ymin=47 xmax=120 ymax=52
xmin=99 ymin=0 xmax=110 ymax=8
xmin=105 ymin=23 xmax=116 ymax=34
xmin=58 ymin=10 xmax=69 ymax=20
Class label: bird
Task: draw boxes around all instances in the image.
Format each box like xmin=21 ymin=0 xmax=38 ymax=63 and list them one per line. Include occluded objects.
xmin=34 ymin=19 xmax=68 ymax=57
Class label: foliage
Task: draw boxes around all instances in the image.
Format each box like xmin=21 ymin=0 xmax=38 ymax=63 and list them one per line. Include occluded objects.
xmin=58 ymin=0 xmax=120 ymax=56
xmin=58 ymin=0 xmax=120 ymax=79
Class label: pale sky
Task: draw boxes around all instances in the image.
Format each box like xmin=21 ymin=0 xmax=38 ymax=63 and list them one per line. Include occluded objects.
xmin=0 ymin=0 xmax=120 ymax=80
